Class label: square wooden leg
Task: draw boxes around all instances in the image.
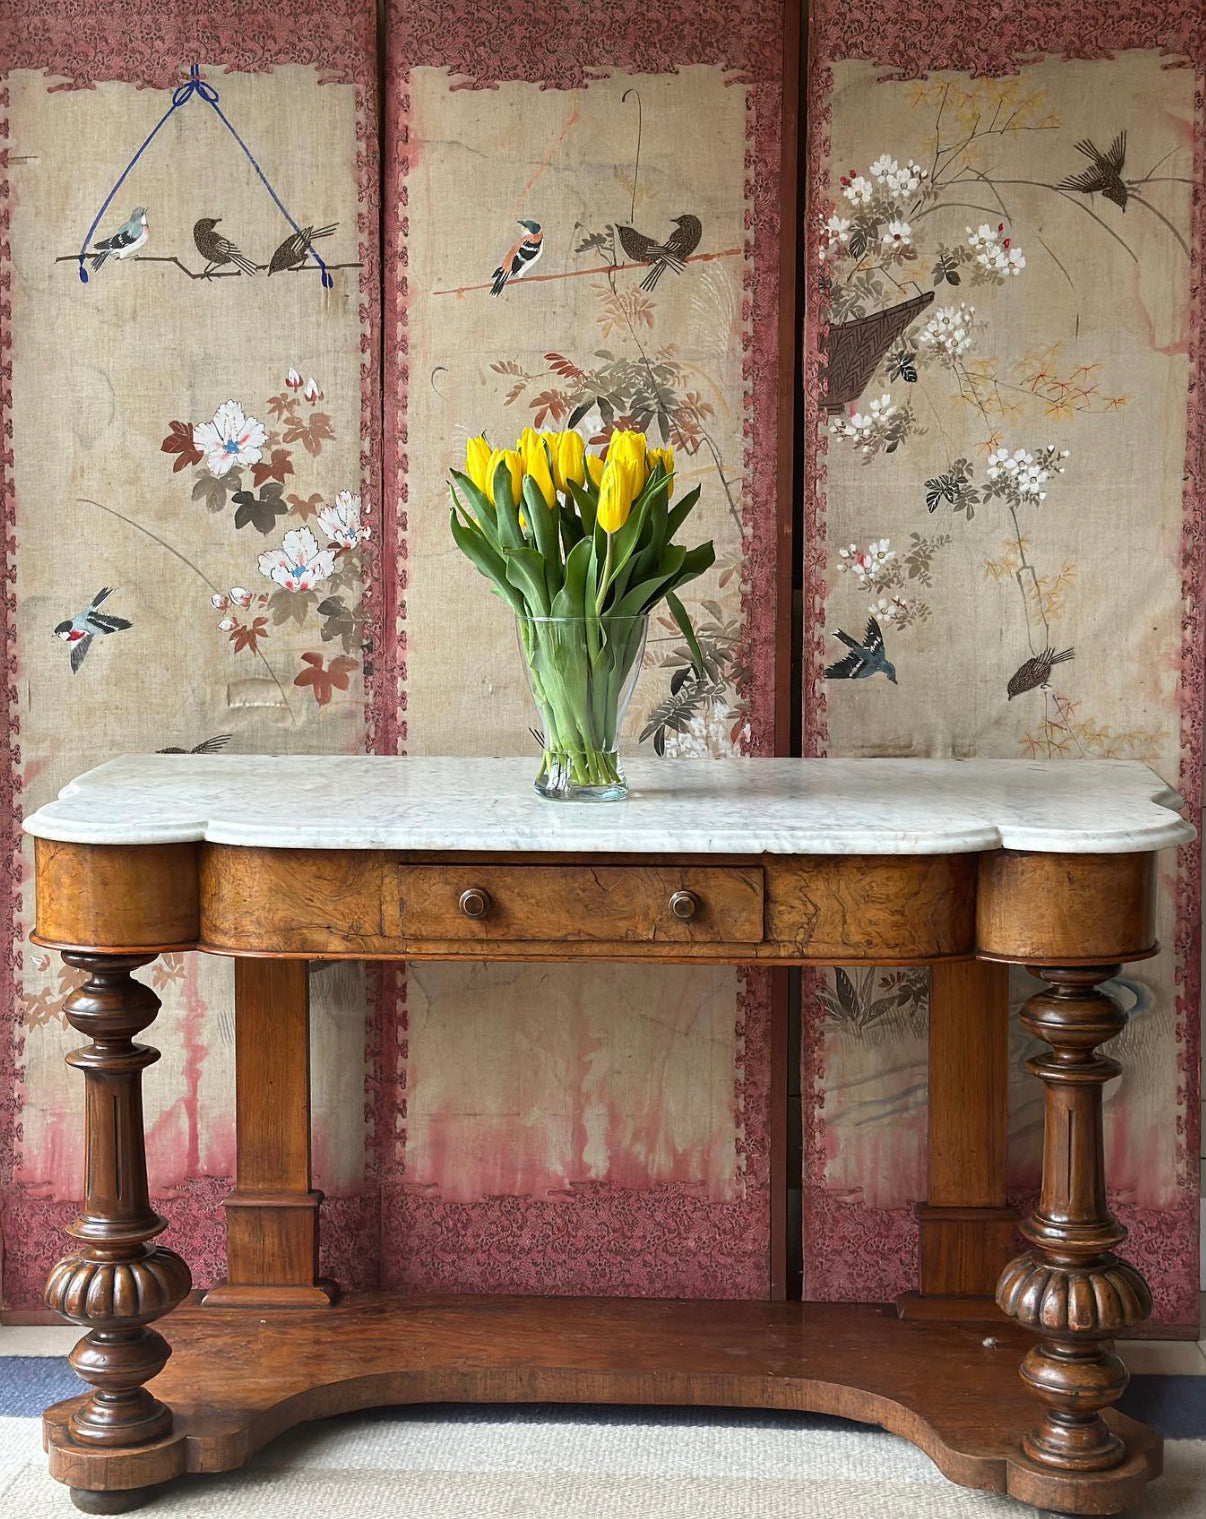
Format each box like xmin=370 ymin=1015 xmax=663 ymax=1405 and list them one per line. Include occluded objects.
xmin=202 ymin=959 xmax=336 ymax=1307
xmin=898 ymin=959 xmax=1016 ymax=1319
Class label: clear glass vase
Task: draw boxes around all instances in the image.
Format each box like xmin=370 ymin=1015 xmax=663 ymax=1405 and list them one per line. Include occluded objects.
xmin=516 ymin=614 xmax=649 ymax=801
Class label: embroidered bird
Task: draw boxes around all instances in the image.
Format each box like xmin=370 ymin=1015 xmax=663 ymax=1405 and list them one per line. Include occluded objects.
xmin=157 ymin=734 xmax=233 ymax=754
xmin=615 ymin=214 xmax=703 ymax=292
xmin=1006 ymin=646 xmax=1074 ymax=700
xmin=490 ymin=220 xmax=543 ymax=296
xmin=193 ymin=217 xmax=259 ymax=279
xmin=88 ymin=207 xmax=148 ymax=273
xmin=1056 ymin=131 xmax=1128 ymax=211
xmin=267 ymin=223 xmax=338 ymax=275
xmin=54 ymin=588 xmax=132 ymax=673
xmin=824 ymin=617 xmax=897 ymax=684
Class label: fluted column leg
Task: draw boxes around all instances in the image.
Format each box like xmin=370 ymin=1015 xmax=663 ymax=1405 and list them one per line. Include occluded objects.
xmin=43 ymin=954 xmax=192 ymax=1450
xmin=996 ymin=965 xmax=1150 ymax=1472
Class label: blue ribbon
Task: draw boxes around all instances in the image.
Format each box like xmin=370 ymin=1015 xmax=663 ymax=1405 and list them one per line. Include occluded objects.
xmin=77 ymin=63 xmax=332 ymax=289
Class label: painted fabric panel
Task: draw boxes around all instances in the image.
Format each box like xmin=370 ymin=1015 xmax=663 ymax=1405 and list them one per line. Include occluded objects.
xmin=0 ymin=1 xmax=381 ymax=1307
xmin=383 ymin=2 xmax=788 ymax=1295
xmin=803 ymin=7 xmax=1203 ymax=1326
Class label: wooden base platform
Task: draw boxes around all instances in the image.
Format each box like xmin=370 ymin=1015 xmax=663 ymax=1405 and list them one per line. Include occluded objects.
xmin=43 ymin=1295 xmax=1161 ymax=1515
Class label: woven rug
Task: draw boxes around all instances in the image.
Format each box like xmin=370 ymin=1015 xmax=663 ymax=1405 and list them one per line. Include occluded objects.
xmin=2 ymin=1401 xmax=1205 ymax=1518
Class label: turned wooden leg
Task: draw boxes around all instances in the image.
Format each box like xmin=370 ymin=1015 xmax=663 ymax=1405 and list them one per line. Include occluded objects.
xmin=43 ymin=953 xmax=192 ymax=1448
xmin=996 ymin=965 xmax=1151 ymax=1473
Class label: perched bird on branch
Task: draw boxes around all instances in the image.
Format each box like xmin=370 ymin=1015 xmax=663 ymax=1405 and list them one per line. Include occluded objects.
xmin=54 ymin=588 xmax=132 ymax=673
xmin=615 ymin=214 xmax=703 ymax=292
xmin=824 ymin=617 xmax=897 ymax=684
xmin=268 ymin=223 xmax=338 ymax=275
xmin=1056 ymin=131 xmax=1128 ymax=211
xmin=1006 ymin=646 xmax=1074 ymax=699
xmin=491 ymin=220 xmax=543 ymax=295
xmin=193 ymin=217 xmax=259 ymax=278
xmin=88 ymin=207 xmax=148 ymax=272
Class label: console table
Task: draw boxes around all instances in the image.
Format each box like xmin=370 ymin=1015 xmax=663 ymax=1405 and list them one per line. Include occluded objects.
xmin=23 ymin=755 xmax=1194 ymax=1514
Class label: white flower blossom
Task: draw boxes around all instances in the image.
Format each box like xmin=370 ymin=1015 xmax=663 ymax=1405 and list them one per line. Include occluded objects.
xmin=302 ymin=376 xmax=323 ymax=403
xmin=870 ymin=155 xmax=900 ymax=182
xmin=881 ymin=219 xmax=912 ymax=249
xmin=825 ymin=214 xmax=851 ymax=243
xmin=843 ymin=175 xmax=873 ymax=206
xmin=193 ymin=400 xmax=267 ymax=478
xmin=318 ymin=490 xmax=371 ymax=549
xmin=285 ymin=368 xmax=303 ymax=391
xmin=918 ymin=304 xmax=975 ymax=361
xmin=839 ymin=538 xmax=896 ymax=586
xmin=257 ymin=525 xmax=336 ymax=592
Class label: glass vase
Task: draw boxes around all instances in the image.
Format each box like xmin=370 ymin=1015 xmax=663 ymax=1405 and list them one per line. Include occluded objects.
xmin=516 ymin=614 xmax=649 ymax=801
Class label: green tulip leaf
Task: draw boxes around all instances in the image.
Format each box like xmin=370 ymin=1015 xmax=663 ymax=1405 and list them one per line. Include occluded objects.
xmin=522 ymin=476 xmax=563 ymax=599
xmin=491 ymin=464 xmax=525 ymax=552
xmin=503 ymin=545 xmax=552 ymax=618
xmin=567 ymin=479 xmax=598 ymax=535
xmin=450 ymin=469 xmax=497 ymax=539
xmin=665 ymin=484 xmax=702 ymax=541
xmin=666 ymin=590 xmax=706 ymax=680
xmin=448 ymin=509 xmax=524 ymax=614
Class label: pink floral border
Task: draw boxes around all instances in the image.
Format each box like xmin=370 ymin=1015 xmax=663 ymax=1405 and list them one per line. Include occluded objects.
xmin=382 ymin=0 xmax=788 ymax=1296
xmin=0 ymin=0 xmax=382 ymax=1309
xmin=801 ymin=3 xmax=1204 ymax=1327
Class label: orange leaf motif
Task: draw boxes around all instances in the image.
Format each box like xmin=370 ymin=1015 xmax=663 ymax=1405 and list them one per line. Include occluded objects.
xmin=161 ymin=420 xmax=203 ymax=473
xmin=293 ymin=651 xmax=357 ymax=706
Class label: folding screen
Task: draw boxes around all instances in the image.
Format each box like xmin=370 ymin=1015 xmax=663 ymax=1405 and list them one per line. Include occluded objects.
xmin=803 ymin=3 xmax=1203 ymax=1326
xmin=383 ymin=2 xmax=794 ymax=1294
xmin=0 ymin=1 xmax=380 ymax=1307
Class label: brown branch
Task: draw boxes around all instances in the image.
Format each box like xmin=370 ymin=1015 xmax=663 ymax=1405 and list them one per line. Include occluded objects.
xmin=433 ymin=247 xmax=742 ymax=298
xmin=55 ymin=256 xmax=363 ymax=279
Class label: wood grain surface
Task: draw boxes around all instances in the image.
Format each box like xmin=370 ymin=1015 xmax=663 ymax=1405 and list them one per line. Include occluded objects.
xmin=42 ymin=1295 xmax=1160 ymax=1514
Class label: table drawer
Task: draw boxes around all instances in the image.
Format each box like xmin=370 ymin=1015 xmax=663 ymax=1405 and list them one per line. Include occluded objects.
xmin=392 ymin=863 xmax=765 ymax=943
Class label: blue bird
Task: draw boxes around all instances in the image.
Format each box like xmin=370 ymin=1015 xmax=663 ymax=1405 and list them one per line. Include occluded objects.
xmin=825 ymin=616 xmax=897 ymax=684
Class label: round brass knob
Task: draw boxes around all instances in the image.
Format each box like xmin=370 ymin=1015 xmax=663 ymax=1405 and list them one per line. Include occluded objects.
xmin=459 ymin=887 xmax=491 ymax=919
xmin=669 ymin=890 xmax=699 ymax=921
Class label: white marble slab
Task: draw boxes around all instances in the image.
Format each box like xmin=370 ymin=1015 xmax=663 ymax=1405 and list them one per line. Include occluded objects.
xmin=21 ymin=756 xmax=1195 ymax=856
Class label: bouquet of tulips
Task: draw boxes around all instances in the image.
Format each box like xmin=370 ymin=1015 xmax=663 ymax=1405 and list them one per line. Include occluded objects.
xmin=448 ymin=426 xmax=714 ymax=797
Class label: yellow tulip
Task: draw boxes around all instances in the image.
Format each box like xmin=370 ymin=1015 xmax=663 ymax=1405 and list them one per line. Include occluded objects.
xmin=605 ymin=429 xmax=649 ymax=495
xmin=649 ymin=445 xmax=674 ymax=479
xmin=465 ymin=434 xmax=492 ymax=495
xmin=487 ymin=447 xmax=524 ymax=506
xmin=519 ymin=428 xmax=556 ymax=509
xmin=543 ymin=429 xmax=586 ymax=493
xmin=585 ymin=453 xmax=605 ymax=489
xmin=596 ymin=455 xmax=641 ymax=534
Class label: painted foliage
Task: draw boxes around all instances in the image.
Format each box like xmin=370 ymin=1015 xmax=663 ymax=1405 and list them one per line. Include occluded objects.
xmin=383 ymin=1 xmax=789 ymax=1295
xmin=803 ymin=6 xmax=1203 ymax=1325
xmin=0 ymin=1 xmax=381 ymax=1307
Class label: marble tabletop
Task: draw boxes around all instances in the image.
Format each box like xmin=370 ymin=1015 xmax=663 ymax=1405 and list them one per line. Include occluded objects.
xmin=21 ymin=755 xmax=1195 ymax=856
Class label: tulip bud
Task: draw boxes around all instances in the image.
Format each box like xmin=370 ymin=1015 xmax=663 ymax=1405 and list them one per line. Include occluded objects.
xmin=519 ymin=428 xmax=556 ymax=509
xmin=606 ymin=429 xmax=649 ymax=495
xmin=211 ymin=592 xmax=229 ymax=611
xmin=285 ymin=368 xmax=303 ymax=391
xmin=649 ymin=445 xmax=674 ymax=479
xmin=302 ymin=376 xmax=323 ymax=403
xmin=585 ymin=454 xmax=605 ymax=490
xmin=229 ymin=586 xmax=252 ymax=608
xmin=596 ymin=456 xmax=639 ymax=533
xmin=465 ymin=435 xmax=492 ymax=496
xmin=543 ymin=430 xmax=586 ymax=494
xmin=487 ymin=447 xmax=524 ymax=506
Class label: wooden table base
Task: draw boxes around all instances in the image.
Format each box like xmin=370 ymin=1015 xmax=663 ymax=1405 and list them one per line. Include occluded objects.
xmin=42 ymin=1295 xmax=1161 ymax=1515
